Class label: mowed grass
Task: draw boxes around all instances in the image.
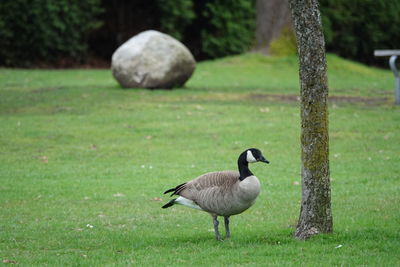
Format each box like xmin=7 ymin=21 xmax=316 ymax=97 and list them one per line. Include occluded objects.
xmin=0 ymin=53 xmax=399 ymax=266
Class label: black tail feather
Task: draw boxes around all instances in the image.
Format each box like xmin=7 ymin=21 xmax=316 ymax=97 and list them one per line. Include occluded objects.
xmin=163 ymin=182 xmax=186 ymax=196
xmin=174 ymin=183 xmax=186 ymax=195
xmin=162 ymin=198 xmax=177 ymax=209
xmin=163 ymin=188 xmax=175 ymax=195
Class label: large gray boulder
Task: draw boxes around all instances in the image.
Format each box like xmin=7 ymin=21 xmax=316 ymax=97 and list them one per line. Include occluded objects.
xmin=111 ymin=30 xmax=196 ymax=89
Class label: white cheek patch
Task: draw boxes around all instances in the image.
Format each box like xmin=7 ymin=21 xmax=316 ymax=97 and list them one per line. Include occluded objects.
xmin=246 ymin=150 xmax=257 ymax=163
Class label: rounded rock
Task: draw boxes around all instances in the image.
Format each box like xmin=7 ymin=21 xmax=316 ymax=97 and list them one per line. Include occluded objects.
xmin=111 ymin=30 xmax=196 ymax=89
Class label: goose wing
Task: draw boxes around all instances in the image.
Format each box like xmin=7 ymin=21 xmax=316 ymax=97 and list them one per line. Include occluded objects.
xmin=165 ymin=171 xmax=240 ymax=213
xmin=164 ymin=171 xmax=239 ymax=197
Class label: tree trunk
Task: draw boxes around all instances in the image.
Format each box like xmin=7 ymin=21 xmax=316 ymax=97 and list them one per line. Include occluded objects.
xmin=254 ymin=0 xmax=291 ymax=53
xmin=289 ymin=0 xmax=333 ymax=240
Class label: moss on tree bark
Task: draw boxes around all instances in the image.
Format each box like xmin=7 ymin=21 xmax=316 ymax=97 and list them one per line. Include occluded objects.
xmin=289 ymin=0 xmax=333 ymax=240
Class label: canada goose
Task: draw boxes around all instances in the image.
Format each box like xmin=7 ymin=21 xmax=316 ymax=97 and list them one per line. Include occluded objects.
xmin=162 ymin=148 xmax=269 ymax=240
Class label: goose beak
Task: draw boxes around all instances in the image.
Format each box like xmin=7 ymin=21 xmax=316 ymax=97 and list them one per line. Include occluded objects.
xmin=259 ymin=157 xmax=270 ymax=164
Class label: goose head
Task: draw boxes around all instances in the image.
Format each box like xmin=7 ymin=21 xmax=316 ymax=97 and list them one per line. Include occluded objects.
xmin=237 ymin=148 xmax=269 ymax=180
xmin=244 ymin=148 xmax=269 ymax=164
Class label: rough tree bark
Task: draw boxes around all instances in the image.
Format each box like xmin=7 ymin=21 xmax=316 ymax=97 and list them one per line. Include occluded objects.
xmin=289 ymin=0 xmax=333 ymax=240
xmin=254 ymin=0 xmax=291 ymax=53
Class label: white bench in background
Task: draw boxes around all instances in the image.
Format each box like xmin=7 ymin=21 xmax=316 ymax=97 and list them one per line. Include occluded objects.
xmin=374 ymin=50 xmax=400 ymax=105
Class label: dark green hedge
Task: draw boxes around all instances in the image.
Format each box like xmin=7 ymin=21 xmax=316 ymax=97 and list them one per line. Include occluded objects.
xmin=199 ymin=0 xmax=255 ymax=59
xmin=2 ymin=0 xmax=400 ymax=67
xmin=0 ymin=0 xmax=254 ymax=66
xmin=157 ymin=0 xmax=255 ymax=60
xmin=157 ymin=0 xmax=196 ymax=41
xmin=0 ymin=0 xmax=102 ymax=67
xmin=320 ymin=0 xmax=400 ymax=65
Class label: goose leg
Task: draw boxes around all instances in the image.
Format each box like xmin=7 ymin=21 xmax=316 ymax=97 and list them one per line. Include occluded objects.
xmin=212 ymin=215 xmax=222 ymax=241
xmin=224 ymin=216 xmax=230 ymax=239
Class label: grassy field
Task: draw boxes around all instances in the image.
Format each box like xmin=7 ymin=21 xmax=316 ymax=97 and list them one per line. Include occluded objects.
xmin=0 ymin=53 xmax=399 ymax=266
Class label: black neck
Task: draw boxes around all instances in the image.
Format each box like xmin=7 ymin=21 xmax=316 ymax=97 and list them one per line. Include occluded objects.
xmin=238 ymin=152 xmax=253 ymax=181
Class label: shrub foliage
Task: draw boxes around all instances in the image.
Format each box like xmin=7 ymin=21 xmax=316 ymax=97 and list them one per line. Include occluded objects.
xmin=157 ymin=0 xmax=255 ymax=60
xmin=320 ymin=0 xmax=400 ymax=65
xmin=157 ymin=0 xmax=196 ymax=41
xmin=0 ymin=0 xmax=254 ymax=66
xmin=3 ymin=0 xmax=399 ymax=66
xmin=199 ymin=0 xmax=255 ymax=59
xmin=0 ymin=0 xmax=102 ymax=66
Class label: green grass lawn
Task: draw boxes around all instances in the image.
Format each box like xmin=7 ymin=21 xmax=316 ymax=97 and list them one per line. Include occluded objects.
xmin=0 ymin=53 xmax=399 ymax=266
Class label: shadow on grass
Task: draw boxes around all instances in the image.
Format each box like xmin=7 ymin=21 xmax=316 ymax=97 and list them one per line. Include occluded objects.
xmin=152 ymin=228 xmax=295 ymax=246
xmin=149 ymin=226 xmax=399 ymax=249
